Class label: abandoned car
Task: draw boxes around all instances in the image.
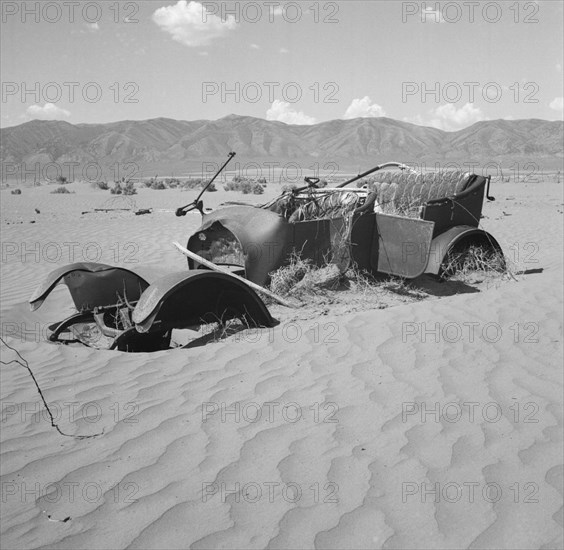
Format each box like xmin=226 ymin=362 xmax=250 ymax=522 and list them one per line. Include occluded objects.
xmin=30 ymin=153 xmax=502 ymax=351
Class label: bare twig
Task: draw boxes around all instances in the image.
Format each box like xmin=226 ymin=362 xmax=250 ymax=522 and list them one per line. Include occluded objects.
xmin=0 ymin=337 xmax=103 ymax=439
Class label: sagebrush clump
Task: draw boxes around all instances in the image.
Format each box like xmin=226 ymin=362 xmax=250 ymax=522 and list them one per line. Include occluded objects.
xmin=224 ymin=176 xmax=265 ymax=194
xmin=51 ymin=186 xmax=72 ymax=194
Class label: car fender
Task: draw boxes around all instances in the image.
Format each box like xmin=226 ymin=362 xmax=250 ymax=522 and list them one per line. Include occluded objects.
xmin=425 ymin=226 xmax=503 ymax=276
xmin=132 ymin=269 xmax=274 ymax=333
xmin=29 ymin=262 xmax=149 ymax=312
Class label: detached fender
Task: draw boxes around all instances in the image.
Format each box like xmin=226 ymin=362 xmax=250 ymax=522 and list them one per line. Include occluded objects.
xmin=425 ymin=226 xmax=503 ymax=276
xmin=29 ymin=262 xmax=149 ymax=312
xmin=132 ymin=269 xmax=274 ymax=333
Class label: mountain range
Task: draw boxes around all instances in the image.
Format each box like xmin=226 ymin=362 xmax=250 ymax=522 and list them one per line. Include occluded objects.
xmin=1 ymin=115 xmax=562 ymax=180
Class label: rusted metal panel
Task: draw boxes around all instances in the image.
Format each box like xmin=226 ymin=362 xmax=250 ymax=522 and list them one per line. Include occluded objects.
xmin=371 ymin=214 xmax=435 ymax=278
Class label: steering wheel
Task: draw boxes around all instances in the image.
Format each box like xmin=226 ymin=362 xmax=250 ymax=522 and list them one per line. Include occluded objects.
xmin=175 ymin=200 xmax=203 ymax=217
xmin=304 ymin=177 xmax=320 ymax=188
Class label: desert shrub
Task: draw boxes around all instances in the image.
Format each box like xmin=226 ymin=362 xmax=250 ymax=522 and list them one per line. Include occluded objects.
xmin=180 ymin=178 xmax=201 ymax=190
xmin=223 ymin=179 xmax=253 ymax=193
xmin=252 ymin=183 xmax=264 ymax=195
xmin=111 ymin=181 xmax=123 ymax=194
xmin=165 ymin=178 xmax=181 ymax=188
xmin=11 ymin=188 xmax=21 ymax=195
xmin=144 ymin=176 xmax=161 ymax=188
xmin=258 ymin=177 xmax=267 ymax=184
xmin=51 ymin=186 xmax=72 ymax=194
xmin=241 ymin=181 xmax=254 ymax=194
xmin=95 ymin=181 xmax=109 ymax=190
xmin=123 ymin=181 xmax=137 ymax=195
xmin=56 ymin=175 xmax=68 ymax=185
xmin=207 ymin=182 xmax=217 ymax=192
xmin=151 ymin=180 xmax=167 ymax=190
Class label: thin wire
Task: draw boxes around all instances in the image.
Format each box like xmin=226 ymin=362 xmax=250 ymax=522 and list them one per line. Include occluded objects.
xmin=0 ymin=337 xmax=103 ymax=439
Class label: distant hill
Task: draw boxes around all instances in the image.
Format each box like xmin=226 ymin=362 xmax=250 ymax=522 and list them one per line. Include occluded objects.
xmin=1 ymin=115 xmax=562 ymax=181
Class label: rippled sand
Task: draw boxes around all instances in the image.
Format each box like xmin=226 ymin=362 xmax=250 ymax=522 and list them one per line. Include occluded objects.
xmin=1 ymin=181 xmax=562 ymax=549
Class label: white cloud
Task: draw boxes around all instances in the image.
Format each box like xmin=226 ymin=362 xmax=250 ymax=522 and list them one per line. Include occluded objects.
xmin=279 ymin=47 xmax=289 ymax=54
xmin=272 ymin=6 xmax=284 ymax=16
xmin=250 ymin=43 xmax=260 ymax=49
xmin=343 ymin=96 xmax=386 ymax=119
xmin=266 ymin=100 xmax=316 ymax=125
xmin=152 ymin=0 xmax=236 ymax=47
xmin=404 ymin=103 xmax=486 ymax=131
xmin=556 ymin=63 xmax=562 ymax=72
xmin=429 ymin=102 xmax=485 ymax=130
xmin=549 ymin=96 xmax=563 ymax=116
xmin=26 ymin=103 xmax=71 ymax=121
xmin=86 ymin=22 xmax=99 ymax=31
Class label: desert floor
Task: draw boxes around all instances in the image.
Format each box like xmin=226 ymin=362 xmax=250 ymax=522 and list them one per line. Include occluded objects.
xmin=1 ymin=179 xmax=563 ymax=549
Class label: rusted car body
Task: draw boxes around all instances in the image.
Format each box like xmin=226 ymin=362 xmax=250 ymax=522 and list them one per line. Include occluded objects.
xmin=186 ymin=165 xmax=501 ymax=284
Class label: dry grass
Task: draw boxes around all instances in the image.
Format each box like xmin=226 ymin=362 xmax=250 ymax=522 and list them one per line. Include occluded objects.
xmin=441 ymin=245 xmax=514 ymax=281
xmin=268 ymin=253 xmax=429 ymax=305
xmin=345 ymin=266 xmax=428 ymax=301
xmin=269 ymin=252 xmax=314 ymax=297
xmin=345 ymin=264 xmax=379 ymax=295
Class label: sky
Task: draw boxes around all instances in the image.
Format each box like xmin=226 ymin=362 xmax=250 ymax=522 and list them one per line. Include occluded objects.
xmin=1 ymin=0 xmax=563 ymax=129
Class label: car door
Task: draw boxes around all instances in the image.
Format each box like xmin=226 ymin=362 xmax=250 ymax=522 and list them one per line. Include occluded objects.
xmin=370 ymin=213 xmax=435 ymax=278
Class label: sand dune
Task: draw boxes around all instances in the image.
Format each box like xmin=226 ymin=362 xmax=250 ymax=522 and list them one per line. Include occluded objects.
xmin=1 ymin=180 xmax=562 ymax=549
